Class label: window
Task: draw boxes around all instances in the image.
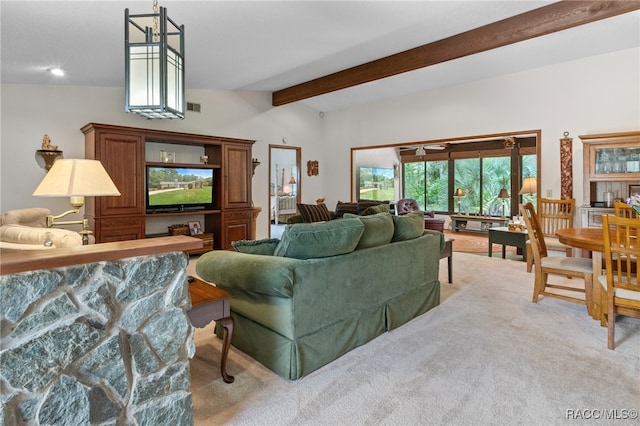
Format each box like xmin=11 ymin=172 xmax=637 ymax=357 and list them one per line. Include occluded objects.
xmin=521 ymin=154 xmax=537 ymax=207
xmin=403 ymin=161 xmax=449 ymax=211
xmin=403 ymin=152 xmax=536 ymax=216
xmin=352 ymin=132 xmax=540 ymax=216
xmin=482 ymin=156 xmax=511 ymax=216
xmin=454 ymin=158 xmax=480 ymax=214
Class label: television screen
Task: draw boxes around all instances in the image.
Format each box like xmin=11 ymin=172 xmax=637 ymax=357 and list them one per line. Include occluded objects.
xmin=358 ymin=167 xmax=394 ymax=201
xmin=146 ymin=165 xmax=214 ymax=212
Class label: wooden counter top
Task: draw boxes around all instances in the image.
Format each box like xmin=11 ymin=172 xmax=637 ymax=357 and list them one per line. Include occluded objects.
xmin=0 ymin=236 xmax=202 ymax=275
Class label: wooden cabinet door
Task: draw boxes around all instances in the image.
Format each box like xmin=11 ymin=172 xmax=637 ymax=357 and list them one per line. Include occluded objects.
xmin=97 ymin=132 xmax=145 ymax=216
xmin=221 ymin=211 xmax=251 ymax=250
xmin=223 ymin=144 xmax=252 ymax=210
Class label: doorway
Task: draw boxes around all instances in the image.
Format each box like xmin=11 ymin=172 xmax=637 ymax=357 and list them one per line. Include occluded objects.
xmin=269 ymin=145 xmax=301 ymax=238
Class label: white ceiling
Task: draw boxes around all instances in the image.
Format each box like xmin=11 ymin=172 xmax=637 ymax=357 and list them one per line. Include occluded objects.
xmin=2 ymin=1 xmax=639 ymax=112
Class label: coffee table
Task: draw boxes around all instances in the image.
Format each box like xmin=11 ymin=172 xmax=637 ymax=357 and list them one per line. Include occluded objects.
xmin=488 ymin=227 xmax=528 ymax=261
xmin=187 ymin=276 xmax=235 ymax=383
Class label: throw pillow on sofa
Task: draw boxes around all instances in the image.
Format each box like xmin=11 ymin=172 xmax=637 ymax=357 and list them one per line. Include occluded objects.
xmin=357 ymin=199 xmax=389 ymax=215
xmin=274 ymin=218 xmax=364 ymax=259
xmin=391 ymin=211 xmax=424 ymax=242
xmin=334 ymin=201 xmax=359 ymax=218
xmin=361 ymin=203 xmax=390 ymax=216
xmin=232 ymin=238 xmax=280 ymax=255
xmin=297 ymin=203 xmax=333 ymax=223
xmin=343 ymin=212 xmax=394 ymax=249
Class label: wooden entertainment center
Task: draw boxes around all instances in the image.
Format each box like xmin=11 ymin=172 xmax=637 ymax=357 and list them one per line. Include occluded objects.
xmin=82 ymin=123 xmax=254 ymax=250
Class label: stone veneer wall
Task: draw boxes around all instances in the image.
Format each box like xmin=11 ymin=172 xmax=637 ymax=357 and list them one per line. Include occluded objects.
xmin=0 ymin=251 xmax=195 ymax=425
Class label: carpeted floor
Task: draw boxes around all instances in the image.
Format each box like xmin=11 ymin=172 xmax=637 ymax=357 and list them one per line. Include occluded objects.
xmin=188 ymin=253 xmax=640 ymax=425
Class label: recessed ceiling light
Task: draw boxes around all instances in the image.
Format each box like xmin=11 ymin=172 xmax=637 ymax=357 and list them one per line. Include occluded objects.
xmin=48 ymin=68 xmax=64 ymax=77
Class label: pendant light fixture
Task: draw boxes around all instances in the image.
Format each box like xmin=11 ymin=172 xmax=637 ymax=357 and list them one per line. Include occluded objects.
xmin=125 ymin=0 xmax=185 ymax=119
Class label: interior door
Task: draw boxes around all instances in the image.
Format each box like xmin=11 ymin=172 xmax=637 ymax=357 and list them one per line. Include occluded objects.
xmin=269 ymin=145 xmax=301 ymax=237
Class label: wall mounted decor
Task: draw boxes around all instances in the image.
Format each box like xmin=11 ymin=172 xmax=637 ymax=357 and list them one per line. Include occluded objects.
xmin=36 ymin=134 xmax=63 ymax=171
xmin=307 ymin=160 xmax=319 ymax=176
xmin=559 ymin=131 xmax=573 ymax=199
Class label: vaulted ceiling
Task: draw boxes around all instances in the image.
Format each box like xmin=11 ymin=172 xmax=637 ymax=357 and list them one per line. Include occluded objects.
xmin=2 ymin=1 xmax=639 ymax=112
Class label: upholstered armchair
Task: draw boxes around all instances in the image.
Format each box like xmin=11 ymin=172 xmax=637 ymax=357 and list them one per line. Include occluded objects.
xmin=0 ymin=208 xmax=90 ymax=252
xmin=395 ymin=198 xmax=445 ymax=232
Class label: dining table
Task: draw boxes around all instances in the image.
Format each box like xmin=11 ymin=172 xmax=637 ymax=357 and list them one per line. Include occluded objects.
xmin=556 ymin=227 xmax=604 ymax=321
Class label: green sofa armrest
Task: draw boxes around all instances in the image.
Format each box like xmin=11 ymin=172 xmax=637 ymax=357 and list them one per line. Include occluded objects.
xmin=195 ymin=251 xmax=300 ymax=298
xmin=422 ymin=229 xmax=445 ymax=251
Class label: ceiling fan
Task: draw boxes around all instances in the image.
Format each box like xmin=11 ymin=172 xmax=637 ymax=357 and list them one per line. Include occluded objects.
xmin=399 ymin=144 xmax=446 ymax=155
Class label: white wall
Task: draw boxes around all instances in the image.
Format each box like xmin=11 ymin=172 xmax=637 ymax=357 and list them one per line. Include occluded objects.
xmin=322 ymin=47 xmax=640 ymax=212
xmin=0 ymin=86 xmax=324 ymax=239
xmin=2 ymin=47 xmax=639 ymax=239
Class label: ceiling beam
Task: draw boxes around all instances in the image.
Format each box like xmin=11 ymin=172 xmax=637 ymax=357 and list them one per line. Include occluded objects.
xmin=273 ymin=1 xmax=640 ymax=106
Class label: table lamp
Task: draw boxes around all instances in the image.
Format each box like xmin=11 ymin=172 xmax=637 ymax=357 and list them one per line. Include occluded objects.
xmin=33 ymin=159 xmax=121 ymax=244
xmin=453 ymin=188 xmax=464 ymax=214
xmin=498 ymin=188 xmax=509 ymax=218
xmin=519 ymin=177 xmax=537 ymax=195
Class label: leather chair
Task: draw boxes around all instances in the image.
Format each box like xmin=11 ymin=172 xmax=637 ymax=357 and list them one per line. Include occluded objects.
xmin=396 ymin=198 xmax=445 ymax=232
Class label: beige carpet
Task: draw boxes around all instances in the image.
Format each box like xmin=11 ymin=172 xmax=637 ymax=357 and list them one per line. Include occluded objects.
xmin=188 ymin=253 xmax=640 ymax=425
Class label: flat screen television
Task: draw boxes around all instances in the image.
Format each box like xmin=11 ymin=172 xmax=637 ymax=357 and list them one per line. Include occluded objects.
xmin=145 ymin=165 xmax=215 ymax=213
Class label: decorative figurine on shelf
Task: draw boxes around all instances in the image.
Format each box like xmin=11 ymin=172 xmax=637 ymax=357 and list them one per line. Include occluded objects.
xmin=41 ymin=134 xmax=58 ymax=151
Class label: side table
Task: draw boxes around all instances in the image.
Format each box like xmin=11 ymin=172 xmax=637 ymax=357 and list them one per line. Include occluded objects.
xmin=488 ymin=227 xmax=528 ymax=261
xmin=187 ymin=276 xmax=235 ymax=383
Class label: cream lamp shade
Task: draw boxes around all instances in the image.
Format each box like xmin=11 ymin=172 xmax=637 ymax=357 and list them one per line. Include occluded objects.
xmin=33 ymin=159 xmax=121 ymax=200
xmin=32 ymin=159 xmax=120 ymax=244
xmin=518 ymin=177 xmax=537 ymax=195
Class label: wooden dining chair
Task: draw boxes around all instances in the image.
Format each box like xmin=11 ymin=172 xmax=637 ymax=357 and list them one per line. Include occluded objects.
xmin=614 ymin=200 xmax=639 ymax=219
xmin=520 ymin=203 xmax=593 ymax=307
xmin=526 ymin=198 xmax=575 ymax=273
xmin=599 ymin=214 xmax=640 ymax=349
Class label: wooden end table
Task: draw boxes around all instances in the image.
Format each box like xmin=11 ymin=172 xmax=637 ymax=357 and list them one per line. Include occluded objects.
xmin=488 ymin=226 xmax=528 ymax=261
xmin=187 ymin=276 xmax=235 ymax=383
xmin=440 ymin=237 xmax=453 ymax=284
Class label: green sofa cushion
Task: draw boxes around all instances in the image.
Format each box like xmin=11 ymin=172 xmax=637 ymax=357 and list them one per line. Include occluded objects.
xmin=232 ymin=238 xmax=280 ymax=255
xmin=343 ymin=212 xmax=394 ymax=249
xmin=392 ymin=211 xmax=424 ymax=242
xmin=274 ymin=218 xmax=364 ymax=259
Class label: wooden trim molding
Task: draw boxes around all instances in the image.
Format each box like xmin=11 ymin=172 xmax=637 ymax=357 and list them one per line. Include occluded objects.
xmin=0 ymin=236 xmax=202 ymax=275
xmin=273 ymin=1 xmax=640 ymax=106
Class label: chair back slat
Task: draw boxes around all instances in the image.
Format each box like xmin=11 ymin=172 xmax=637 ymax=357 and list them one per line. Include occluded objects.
xmin=614 ymin=201 xmax=638 ymax=219
xmin=602 ymin=214 xmax=639 ymax=294
xmin=520 ymin=202 xmax=547 ymax=261
xmin=538 ymin=198 xmax=574 ymax=236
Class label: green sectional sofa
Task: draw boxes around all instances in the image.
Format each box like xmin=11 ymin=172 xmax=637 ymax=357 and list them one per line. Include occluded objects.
xmin=196 ymin=212 xmax=443 ymax=380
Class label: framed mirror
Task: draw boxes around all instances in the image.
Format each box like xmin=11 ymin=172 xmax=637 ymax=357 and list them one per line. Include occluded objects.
xmin=269 ymin=145 xmax=301 ymax=238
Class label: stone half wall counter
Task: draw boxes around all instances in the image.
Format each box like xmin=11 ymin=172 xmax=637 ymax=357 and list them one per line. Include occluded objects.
xmin=0 ymin=251 xmax=195 ymax=426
